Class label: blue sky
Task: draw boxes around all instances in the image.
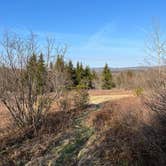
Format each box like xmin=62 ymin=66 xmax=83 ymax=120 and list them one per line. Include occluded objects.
xmin=0 ymin=0 xmax=166 ymax=67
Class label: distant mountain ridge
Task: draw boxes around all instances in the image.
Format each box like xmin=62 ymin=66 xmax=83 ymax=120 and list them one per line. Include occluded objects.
xmin=92 ymin=66 xmax=152 ymax=72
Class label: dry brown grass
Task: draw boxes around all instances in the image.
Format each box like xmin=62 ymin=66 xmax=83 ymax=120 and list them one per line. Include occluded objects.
xmin=86 ymin=97 xmax=147 ymax=129
xmin=0 ymin=89 xmax=132 ymax=137
xmin=0 ymin=103 xmax=13 ymax=138
xmin=89 ymin=89 xmax=134 ymax=104
xmin=1 ymin=90 xmax=166 ymax=165
xmin=89 ymin=89 xmax=133 ymax=96
xmin=80 ymin=97 xmax=166 ymax=165
xmin=0 ymin=108 xmax=80 ymax=165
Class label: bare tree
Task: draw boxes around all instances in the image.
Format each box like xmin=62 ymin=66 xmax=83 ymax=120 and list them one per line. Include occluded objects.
xmin=144 ymin=23 xmax=166 ymax=124
xmin=45 ymin=36 xmax=55 ymax=67
xmin=145 ymin=22 xmax=166 ymax=76
xmin=0 ymin=31 xmax=65 ymax=131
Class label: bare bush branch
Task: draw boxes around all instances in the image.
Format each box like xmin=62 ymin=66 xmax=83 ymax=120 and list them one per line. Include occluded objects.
xmin=0 ymin=31 xmax=66 ymax=131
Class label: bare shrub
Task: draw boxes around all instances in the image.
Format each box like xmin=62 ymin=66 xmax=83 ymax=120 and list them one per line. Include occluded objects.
xmin=143 ymin=23 xmax=166 ymax=156
xmin=145 ymin=87 xmax=166 ymax=125
xmin=144 ymin=22 xmax=166 ymax=124
xmin=0 ymin=31 xmax=65 ymax=131
xmin=79 ymin=98 xmax=166 ymax=166
xmin=57 ymin=91 xmax=73 ymax=112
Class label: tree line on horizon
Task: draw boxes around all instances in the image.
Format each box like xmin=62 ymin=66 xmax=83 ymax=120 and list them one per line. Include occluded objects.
xmin=27 ymin=53 xmax=115 ymax=90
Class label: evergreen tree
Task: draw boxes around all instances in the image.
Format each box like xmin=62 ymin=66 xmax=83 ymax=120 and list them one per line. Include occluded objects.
xmin=37 ymin=53 xmax=46 ymax=94
xmin=102 ymin=64 xmax=114 ymax=89
xmin=65 ymin=60 xmax=77 ymax=87
xmin=25 ymin=53 xmax=47 ymax=94
xmin=54 ymin=55 xmax=65 ymax=72
xmin=92 ymin=70 xmax=98 ymax=80
xmin=83 ymin=66 xmax=93 ymax=89
xmin=76 ymin=62 xmax=84 ymax=86
xmin=75 ymin=62 xmax=97 ymax=89
xmin=66 ymin=60 xmax=73 ymax=74
xmin=25 ymin=53 xmax=38 ymax=88
xmin=27 ymin=53 xmax=38 ymax=79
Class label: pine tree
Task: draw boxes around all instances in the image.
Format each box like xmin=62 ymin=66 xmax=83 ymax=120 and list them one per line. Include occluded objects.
xmin=24 ymin=53 xmax=38 ymax=89
xmin=83 ymin=66 xmax=93 ymax=89
xmin=76 ymin=62 xmax=84 ymax=86
xmin=27 ymin=53 xmax=38 ymax=79
xmin=65 ymin=60 xmax=77 ymax=87
xmin=37 ymin=53 xmax=46 ymax=94
xmin=92 ymin=70 xmax=98 ymax=80
xmin=102 ymin=63 xmax=114 ymax=89
xmin=25 ymin=53 xmax=47 ymax=94
xmin=75 ymin=62 xmax=97 ymax=89
xmin=54 ymin=55 xmax=65 ymax=72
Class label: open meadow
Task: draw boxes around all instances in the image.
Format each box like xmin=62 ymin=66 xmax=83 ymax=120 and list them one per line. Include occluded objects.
xmin=1 ymin=89 xmax=166 ymax=165
xmin=0 ymin=89 xmax=133 ymax=138
xmin=89 ymin=89 xmax=134 ymax=104
xmin=0 ymin=1 xmax=166 ymax=165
